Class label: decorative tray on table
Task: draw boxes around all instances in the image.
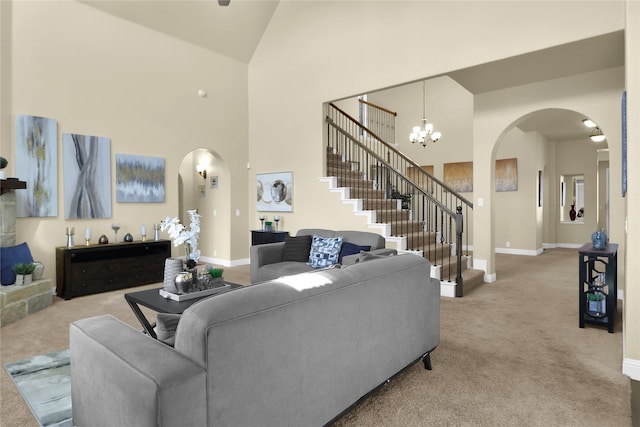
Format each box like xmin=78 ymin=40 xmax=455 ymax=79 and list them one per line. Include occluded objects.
xmin=159 ymin=283 xmax=232 ymax=301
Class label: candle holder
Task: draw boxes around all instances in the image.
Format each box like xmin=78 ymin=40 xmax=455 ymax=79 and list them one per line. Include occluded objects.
xmin=111 ymin=224 xmax=120 ymax=243
xmin=141 ymin=224 xmax=147 ymax=242
xmin=85 ymin=228 xmax=91 ymax=246
xmin=153 ymin=223 xmax=161 ymax=241
xmin=66 ymin=227 xmax=75 ymax=248
xmin=259 ymin=215 xmax=266 ymax=230
xmin=274 ymin=215 xmax=280 ymax=231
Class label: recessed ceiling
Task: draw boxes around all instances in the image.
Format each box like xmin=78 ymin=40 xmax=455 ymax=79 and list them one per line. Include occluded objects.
xmin=517 ymin=109 xmax=600 ymax=142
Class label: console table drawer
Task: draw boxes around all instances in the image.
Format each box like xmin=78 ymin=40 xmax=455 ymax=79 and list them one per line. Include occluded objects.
xmin=56 ymin=241 xmax=171 ymax=300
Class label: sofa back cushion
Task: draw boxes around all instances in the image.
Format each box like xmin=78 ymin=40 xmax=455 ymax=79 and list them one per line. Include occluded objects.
xmin=174 ymin=254 xmax=438 ymax=426
xmin=282 ymin=235 xmax=313 ymax=262
xmin=296 ymin=229 xmax=385 ymax=250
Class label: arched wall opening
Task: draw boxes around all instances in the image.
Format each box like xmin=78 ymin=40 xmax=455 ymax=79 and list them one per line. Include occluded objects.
xmin=178 ymin=148 xmax=232 ymax=265
xmin=490 ymin=108 xmax=609 ymax=258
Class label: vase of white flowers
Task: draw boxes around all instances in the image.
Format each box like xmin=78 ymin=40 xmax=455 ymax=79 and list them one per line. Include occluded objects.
xmin=160 ymin=209 xmax=202 ymax=270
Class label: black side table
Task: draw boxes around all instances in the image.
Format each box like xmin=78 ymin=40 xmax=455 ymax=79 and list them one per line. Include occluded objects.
xmin=125 ymin=284 xmax=241 ymax=338
xmin=578 ymin=243 xmax=618 ymax=333
xmin=251 ymin=230 xmax=289 ymax=245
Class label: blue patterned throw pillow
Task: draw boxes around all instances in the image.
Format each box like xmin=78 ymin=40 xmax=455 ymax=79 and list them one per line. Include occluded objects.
xmin=308 ymin=235 xmax=343 ymax=268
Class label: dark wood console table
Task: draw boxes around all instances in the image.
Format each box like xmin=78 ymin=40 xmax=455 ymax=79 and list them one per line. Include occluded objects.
xmin=578 ymin=242 xmax=618 ymax=333
xmin=251 ymin=230 xmax=289 ymax=245
xmin=56 ymin=240 xmax=171 ymax=300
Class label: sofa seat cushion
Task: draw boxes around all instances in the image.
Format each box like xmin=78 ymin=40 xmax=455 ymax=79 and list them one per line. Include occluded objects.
xmin=258 ymin=261 xmax=315 ymax=282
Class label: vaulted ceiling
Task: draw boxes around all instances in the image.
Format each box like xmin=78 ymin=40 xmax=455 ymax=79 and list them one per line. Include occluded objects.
xmin=81 ymin=1 xmax=624 ymax=142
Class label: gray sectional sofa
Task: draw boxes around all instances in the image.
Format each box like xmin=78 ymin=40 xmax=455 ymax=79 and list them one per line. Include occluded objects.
xmin=250 ymin=228 xmax=396 ymax=283
xmin=70 ymin=252 xmax=440 ymax=427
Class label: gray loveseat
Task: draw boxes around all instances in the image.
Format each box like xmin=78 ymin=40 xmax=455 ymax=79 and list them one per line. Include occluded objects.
xmin=250 ymin=228 xmax=395 ymax=283
xmin=70 ymin=253 xmax=440 ymax=427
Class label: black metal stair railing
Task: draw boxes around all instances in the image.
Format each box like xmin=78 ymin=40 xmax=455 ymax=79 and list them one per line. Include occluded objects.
xmin=326 ymin=102 xmax=473 ymax=296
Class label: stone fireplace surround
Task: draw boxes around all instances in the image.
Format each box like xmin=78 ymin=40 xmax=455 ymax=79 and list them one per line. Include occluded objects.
xmin=0 ymin=183 xmax=53 ymax=326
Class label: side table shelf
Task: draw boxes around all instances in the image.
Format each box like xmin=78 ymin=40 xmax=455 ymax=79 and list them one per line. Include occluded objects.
xmin=578 ymin=242 xmax=618 ymax=333
xmin=56 ymin=240 xmax=171 ymax=300
xmin=250 ymin=230 xmax=289 ymax=245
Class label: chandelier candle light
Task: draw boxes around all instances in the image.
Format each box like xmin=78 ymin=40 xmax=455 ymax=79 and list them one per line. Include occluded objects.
xmin=410 ymin=80 xmax=441 ymax=147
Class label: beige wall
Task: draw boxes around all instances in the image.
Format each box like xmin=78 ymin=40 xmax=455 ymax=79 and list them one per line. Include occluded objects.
xmin=623 ymin=0 xmax=640 ymax=377
xmin=473 ymin=67 xmax=624 ymax=277
xmin=2 ymin=1 xmax=250 ymax=272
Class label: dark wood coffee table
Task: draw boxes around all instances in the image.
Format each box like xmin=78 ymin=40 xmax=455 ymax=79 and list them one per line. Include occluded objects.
xmin=125 ymin=283 xmax=242 ymax=338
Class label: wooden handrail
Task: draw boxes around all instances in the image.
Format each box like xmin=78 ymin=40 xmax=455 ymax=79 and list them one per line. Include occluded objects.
xmin=329 ymin=103 xmax=473 ymax=209
xmin=358 ymin=99 xmax=398 ymax=117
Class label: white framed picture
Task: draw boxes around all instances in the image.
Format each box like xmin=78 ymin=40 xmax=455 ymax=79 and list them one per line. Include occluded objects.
xmin=257 ymin=171 xmax=293 ymax=212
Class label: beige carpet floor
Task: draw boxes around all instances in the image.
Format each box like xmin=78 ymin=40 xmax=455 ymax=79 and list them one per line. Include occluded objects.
xmin=0 ymin=249 xmax=631 ymax=426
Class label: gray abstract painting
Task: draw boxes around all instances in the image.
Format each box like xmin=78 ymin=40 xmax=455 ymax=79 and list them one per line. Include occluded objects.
xmin=115 ymin=154 xmax=165 ymax=202
xmin=63 ymin=133 xmax=111 ymax=219
xmin=15 ymin=115 xmax=58 ymax=217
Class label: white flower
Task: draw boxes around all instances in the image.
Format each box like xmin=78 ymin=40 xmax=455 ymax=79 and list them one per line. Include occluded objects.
xmin=160 ymin=210 xmax=201 ymax=262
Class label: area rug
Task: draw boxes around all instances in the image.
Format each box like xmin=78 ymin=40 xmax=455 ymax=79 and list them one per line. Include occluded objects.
xmin=3 ymin=349 xmax=72 ymax=427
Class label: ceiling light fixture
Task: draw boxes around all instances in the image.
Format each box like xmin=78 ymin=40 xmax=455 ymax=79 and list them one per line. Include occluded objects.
xmin=590 ymin=127 xmax=606 ymax=142
xmin=409 ymin=81 xmax=441 ymax=147
xmin=218 ymin=0 xmax=230 ymax=5
xmin=582 ymin=118 xmax=597 ymax=128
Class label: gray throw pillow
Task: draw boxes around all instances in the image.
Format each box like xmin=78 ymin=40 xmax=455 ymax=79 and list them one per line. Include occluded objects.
xmin=282 ymin=235 xmax=313 ymax=262
xmin=156 ymin=313 xmax=181 ymax=347
xmin=356 ymin=251 xmax=396 ymax=263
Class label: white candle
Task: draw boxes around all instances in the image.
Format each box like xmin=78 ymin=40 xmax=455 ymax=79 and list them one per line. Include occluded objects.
xmin=141 ymin=224 xmax=146 ymax=236
xmin=85 ymin=228 xmax=91 ymax=240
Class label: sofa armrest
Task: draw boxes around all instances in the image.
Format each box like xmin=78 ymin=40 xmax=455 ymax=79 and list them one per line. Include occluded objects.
xmin=341 ymin=248 xmax=398 ymax=266
xmin=250 ymin=242 xmax=286 ymax=283
xmin=70 ymin=315 xmax=206 ymax=427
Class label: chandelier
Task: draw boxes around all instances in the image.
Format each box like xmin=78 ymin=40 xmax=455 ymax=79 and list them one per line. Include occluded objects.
xmin=410 ymin=80 xmax=441 ymax=146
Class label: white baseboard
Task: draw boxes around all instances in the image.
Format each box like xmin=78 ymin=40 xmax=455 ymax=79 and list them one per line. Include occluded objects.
xmin=623 ymin=358 xmax=640 ymax=380
xmin=495 ymin=247 xmax=543 ymax=256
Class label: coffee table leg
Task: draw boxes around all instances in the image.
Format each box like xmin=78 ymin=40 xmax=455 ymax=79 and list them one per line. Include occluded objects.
xmin=125 ymin=296 xmax=157 ymax=339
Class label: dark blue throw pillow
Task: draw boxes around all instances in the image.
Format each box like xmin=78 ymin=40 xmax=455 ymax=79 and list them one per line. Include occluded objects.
xmin=338 ymin=242 xmax=371 ymax=264
xmin=1 ymin=242 xmax=34 ymax=285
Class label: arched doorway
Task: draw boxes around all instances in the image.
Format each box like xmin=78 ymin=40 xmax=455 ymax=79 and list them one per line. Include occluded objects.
xmin=492 ymin=108 xmax=609 ymax=255
xmin=178 ymin=149 xmax=231 ymax=264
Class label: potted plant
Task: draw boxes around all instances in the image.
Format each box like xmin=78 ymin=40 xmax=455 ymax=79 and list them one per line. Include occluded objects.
xmin=587 ymin=292 xmax=606 ymax=314
xmin=390 ymin=186 xmax=412 ymax=210
xmin=12 ymin=262 xmax=36 ymax=286
xmin=208 ymin=268 xmax=225 ymax=287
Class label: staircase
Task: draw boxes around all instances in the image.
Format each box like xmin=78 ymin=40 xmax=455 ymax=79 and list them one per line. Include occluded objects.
xmin=324 ymin=103 xmax=485 ymax=296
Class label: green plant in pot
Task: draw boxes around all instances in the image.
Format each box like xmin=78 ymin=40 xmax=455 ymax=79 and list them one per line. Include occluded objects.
xmin=12 ymin=262 xmax=36 ymax=286
xmin=587 ymin=292 xmax=606 ymax=313
xmin=208 ymin=268 xmax=224 ymax=287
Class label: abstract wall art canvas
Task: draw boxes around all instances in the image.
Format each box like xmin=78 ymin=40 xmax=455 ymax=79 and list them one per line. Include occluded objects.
xmin=495 ymin=158 xmax=518 ymax=192
xmin=257 ymin=171 xmax=293 ymax=212
xmin=15 ymin=115 xmax=58 ymax=217
xmin=63 ymin=133 xmax=112 ymax=219
xmin=444 ymin=161 xmax=473 ymax=193
xmin=115 ymin=154 xmax=165 ymax=203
